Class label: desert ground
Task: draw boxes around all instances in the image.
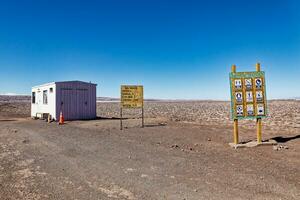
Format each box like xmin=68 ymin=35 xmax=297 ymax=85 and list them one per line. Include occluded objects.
xmin=0 ymin=96 xmax=299 ymax=200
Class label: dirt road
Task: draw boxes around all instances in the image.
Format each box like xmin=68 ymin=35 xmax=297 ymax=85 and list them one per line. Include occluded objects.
xmin=0 ymin=116 xmax=299 ymax=200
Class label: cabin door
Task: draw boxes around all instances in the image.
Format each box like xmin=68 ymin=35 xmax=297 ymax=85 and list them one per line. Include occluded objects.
xmin=60 ymin=88 xmax=88 ymax=120
xmin=60 ymin=88 xmax=76 ymax=120
xmin=76 ymin=89 xmax=89 ymax=119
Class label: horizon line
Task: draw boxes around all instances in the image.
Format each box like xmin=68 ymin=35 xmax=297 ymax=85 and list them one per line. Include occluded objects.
xmin=0 ymin=94 xmax=299 ymax=101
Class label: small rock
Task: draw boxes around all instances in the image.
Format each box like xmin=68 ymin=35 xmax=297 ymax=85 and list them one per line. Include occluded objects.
xmin=126 ymin=168 xmax=135 ymax=172
xmin=159 ymin=122 xmax=167 ymax=126
xmin=284 ymin=146 xmax=289 ymax=149
xmin=171 ymin=144 xmax=179 ymax=148
xmin=207 ymin=138 xmax=211 ymax=141
xmin=194 ymin=189 xmax=198 ymax=192
xmin=273 ymin=145 xmax=279 ymax=151
xmin=141 ymin=174 xmax=148 ymax=178
xmin=22 ymin=139 xmax=29 ymax=144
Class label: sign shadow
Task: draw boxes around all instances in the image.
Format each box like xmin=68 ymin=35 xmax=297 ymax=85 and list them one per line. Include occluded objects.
xmin=271 ymin=134 xmax=300 ymax=143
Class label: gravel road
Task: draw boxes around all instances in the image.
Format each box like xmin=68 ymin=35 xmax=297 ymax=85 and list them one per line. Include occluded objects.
xmin=0 ymin=117 xmax=299 ymax=200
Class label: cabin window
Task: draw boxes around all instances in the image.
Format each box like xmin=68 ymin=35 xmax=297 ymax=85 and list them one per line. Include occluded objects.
xmin=32 ymin=92 xmax=36 ymax=104
xmin=50 ymin=88 xmax=53 ymax=93
xmin=43 ymin=90 xmax=48 ymax=104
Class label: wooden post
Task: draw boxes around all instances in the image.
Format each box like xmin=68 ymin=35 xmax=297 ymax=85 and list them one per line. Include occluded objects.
xmin=256 ymin=118 xmax=262 ymax=144
xmin=256 ymin=62 xmax=261 ymax=72
xmin=120 ymin=107 xmax=123 ymax=130
xmin=231 ymin=64 xmax=236 ymax=73
xmin=234 ymin=119 xmax=239 ymax=144
xmin=232 ymin=64 xmax=239 ymax=144
xmin=256 ymin=62 xmax=262 ymax=143
xmin=47 ymin=114 xmax=51 ymax=123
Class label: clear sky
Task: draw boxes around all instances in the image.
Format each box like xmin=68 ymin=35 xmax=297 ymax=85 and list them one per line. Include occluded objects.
xmin=0 ymin=0 xmax=299 ymax=99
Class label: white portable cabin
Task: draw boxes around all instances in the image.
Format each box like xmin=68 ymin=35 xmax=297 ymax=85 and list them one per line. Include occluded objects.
xmin=31 ymin=81 xmax=97 ymax=121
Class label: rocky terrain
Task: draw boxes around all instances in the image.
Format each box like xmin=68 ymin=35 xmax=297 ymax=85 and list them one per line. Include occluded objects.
xmin=0 ymin=96 xmax=299 ymax=199
xmin=2 ymin=95 xmax=299 ymax=135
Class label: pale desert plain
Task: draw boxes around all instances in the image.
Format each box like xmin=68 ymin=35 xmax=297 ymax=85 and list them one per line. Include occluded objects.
xmin=0 ymin=96 xmax=299 ymax=200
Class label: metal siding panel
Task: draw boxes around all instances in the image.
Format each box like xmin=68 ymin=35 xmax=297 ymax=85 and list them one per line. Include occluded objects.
xmin=93 ymin=85 xmax=96 ymax=117
xmin=78 ymin=87 xmax=82 ymax=119
xmin=71 ymin=82 xmax=75 ymax=119
xmin=72 ymin=82 xmax=77 ymax=120
xmin=87 ymin=84 xmax=90 ymax=118
xmin=94 ymin=85 xmax=96 ymax=117
xmin=85 ymin=89 xmax=88 ymax=119
xmin=75 ymin=86 xmax=78 ymax=119
xmin=54 ymin=81 xmax=96 ymax=121
xmin=89 ymin=84 xmax=92 ymax=118
xmin=88 ymin=84 xmax=92 ymax=118
xmin=56 ymin=84 xmax=60 ymax=120
xmin=95 ymin=85 xmax=97 ymax=117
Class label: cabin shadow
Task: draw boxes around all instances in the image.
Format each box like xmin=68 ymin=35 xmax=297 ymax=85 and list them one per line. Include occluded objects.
xmin=271 ymin=134 xmax=300 ymax=143
xmin=94 ymin=116 xmax=128 ymax=120
xmin=144 ymin=123 xmax=167 ymax=128
xmin=79 ymin=117 xmax=167 ymax=128
xmin=0 ymin=119 xmax=18 ymax=122
xmin=76 ymin=116 xmax=146 ymax=121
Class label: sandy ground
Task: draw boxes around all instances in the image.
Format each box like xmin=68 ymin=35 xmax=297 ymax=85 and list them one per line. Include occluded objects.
xmin=0 ymin=100 xmax=299 ymax=199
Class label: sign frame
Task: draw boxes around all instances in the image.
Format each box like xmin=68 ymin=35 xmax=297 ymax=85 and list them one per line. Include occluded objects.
xmin=229 ymin=71 xmax=267 ymax=120
xmin=229 ymin=63 xmax=267 ymax=146
xmin=120 ymin=85 xmax=144 ymax=130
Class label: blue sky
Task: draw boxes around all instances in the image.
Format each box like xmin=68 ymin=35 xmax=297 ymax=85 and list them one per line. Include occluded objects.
xmin=0 ymin=0 xmax=299 ymax=99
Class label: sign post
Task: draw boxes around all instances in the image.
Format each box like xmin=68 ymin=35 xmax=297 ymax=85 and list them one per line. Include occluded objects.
xmin=229 ymin=63 xmax=267 ymax=146
xmin=256 ymin=63 xmax=262 ymax=144
xmin=120 ymin=107 xmax=123 ymax=130
xmin=232 ymin=64 xmax=239 ymax=144
xmin=142 ymin=106 xmax=144 ymax=128
xmin=120 ymin=85 xmax=144 ymax=130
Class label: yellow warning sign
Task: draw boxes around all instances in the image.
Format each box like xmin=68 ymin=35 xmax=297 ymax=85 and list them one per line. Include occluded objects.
xmin=121 ymin=85 xmax=144 ymax=108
